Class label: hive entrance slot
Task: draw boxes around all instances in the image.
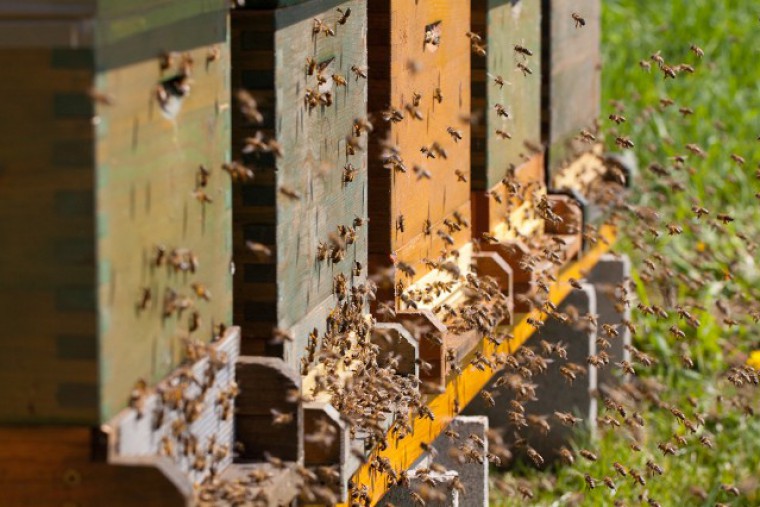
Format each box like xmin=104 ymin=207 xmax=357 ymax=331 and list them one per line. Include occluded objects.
xmin=424 ymin=21 xmax=442 ymax=52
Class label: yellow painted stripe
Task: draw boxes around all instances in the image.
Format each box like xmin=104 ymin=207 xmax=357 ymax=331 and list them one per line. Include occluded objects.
xmin=339 ymin=224 xmax=616 ymax=506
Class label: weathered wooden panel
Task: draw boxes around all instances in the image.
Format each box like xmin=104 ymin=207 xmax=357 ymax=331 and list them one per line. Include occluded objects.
xmin=471 ymin=0 xmax=542 ymax=191
xmin=542 ymin=0 xmax=601 ymax=176
xmin=0 ymin=47 xmax=98 ymax=424
xmin=367 ymin=0 xmax=472 ymax=293
xmin=95 ymin=14 xmax=231 ymax=422
xmin=231 ymin=0 xmax=368 ymax=365
xmin=0 ymin=427 xmax=188 ymax=506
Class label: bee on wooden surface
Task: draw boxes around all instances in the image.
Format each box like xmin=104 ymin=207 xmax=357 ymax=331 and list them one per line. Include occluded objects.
xmin=396 ymin=215 xmax=405 ymax=233
xmin=494 ymin=103 xmax=511 ymax=118
xmin=306 ymin=57 xmax=317 ymax=75
xmin=137 ymin=287 xmax=152 ymax=311
xmin=279 ymin=185 xmax=301 ymax=201
xmin=433 ymin=87 xmax=443 ymax=103
xmin=489 ymin=73 xmax=508 ymax=88
xmin=447 ymin=127 xmax=463 ymax=142
xmin=191 ymin=189 xmax=213 ymax=204
xmin=332 ymin=73 xmax=347 ymax=87
xmin=350 ymin=65 xmax=368 ymax=80
xmin=343 ymin=163 xmax=358 ymax=184
xmin=471 ymin=42 xmax=487 ymax=57
xmin=336 ymin=7 xmax=351 ymax=25
xmin=572 ymin=12 xmax=586 ymax=28
xmin=455 ymin=169 xmax=468 ymax=182
xmin=496 ymin=130 xmax=512 ymax=140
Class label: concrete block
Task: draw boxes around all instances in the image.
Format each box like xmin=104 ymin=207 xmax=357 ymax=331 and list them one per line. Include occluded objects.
xmin=587 ymin=253 xmax=632 ymax=388
xmin=431 ymin=416 xmax=489 ymax=507
xmin=464 ymin=284 xmax=598 ymax=465
xmin=382 ymin=470 xmax=460 ymax=507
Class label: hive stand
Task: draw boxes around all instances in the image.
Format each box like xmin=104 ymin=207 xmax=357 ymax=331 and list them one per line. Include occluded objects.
xmin=465 ymin=283 xmax=598 ymax=464
xmin=587 ymin=254 xmax=632 ymax=388
xmin=431 ymin=416 xmax=490 ymax=507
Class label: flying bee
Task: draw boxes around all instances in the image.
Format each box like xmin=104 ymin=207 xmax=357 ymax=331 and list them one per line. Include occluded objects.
xmin=679 ymin=106 xmax=694 ymax=116
xmin=609 ymin=114 xmax=626 ymax=124
xmin=513 ymin=44 xmax=533 ymax=58
xmin=579 ymin=449 xmax=597 ymax=462
xmin=615 ymin=136 xmax=635 ymax=149
xmin=730 ymin=153 xmax=745 ymax=165
xmin=516 ymin=62 xmax=533 ymax=76
xmin=526 ymin=447 xmax=544 ymax=468
xmin=271 ymin=408 xmax=294 ymax=425
xmin=572 ymin=12 xmax=586 ymax=28
xmin=584 ymin=474 xmax=596 ymax=489
xmin=690 ymin=43 xmax=704 ymax=58
xmin=471 ymin=42 xmax=487 ymax=56
xmin=579 ymin=129 xmax=597 ymax=143
xmin=488 ymin=73 xmax=508 ymax=88
xmin=336 ymin=7 xmax=351 ymax=24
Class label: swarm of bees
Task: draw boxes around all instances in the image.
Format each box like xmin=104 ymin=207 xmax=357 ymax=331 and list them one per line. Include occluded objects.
xmin=113 ymin=4 xmax=760 ymax=506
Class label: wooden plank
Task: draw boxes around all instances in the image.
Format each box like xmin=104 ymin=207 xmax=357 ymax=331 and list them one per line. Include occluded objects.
xmin=0 ymin=47 xmax=98 ymax=424
xmin=231 ymin=0 xmax=368 ymax=370
xmin=0 ymin=427 xmax=188 ymax=506
xmin=96 ymin=33 xmax=232 ymax=422
xmin=543 ymin=0 xmax=601 ymax=176
xmin=340 ymin=224 xmax=616 ymax=507
xmin=471 ymin=0 xmax=542 ymax=191
xmin=367 ymin=0 xmax=473 ymax=290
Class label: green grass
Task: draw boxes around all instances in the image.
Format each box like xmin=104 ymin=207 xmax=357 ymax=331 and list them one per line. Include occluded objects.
xmin=492 ymin=1 xmax=760 ymax=505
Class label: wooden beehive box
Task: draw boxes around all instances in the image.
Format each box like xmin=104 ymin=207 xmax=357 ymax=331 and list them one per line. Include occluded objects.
xmin=0 ymin=1 xmax=232 ymax=426
xmin=367 ymin=0 xmax=472 ymax=293
xmin=543 ymin=0 xmax=601 ymax=182
xmin=231 ymin=0 xmax=368 ymax=367
xmin=471 ymin=0 xmax=545 ymax=243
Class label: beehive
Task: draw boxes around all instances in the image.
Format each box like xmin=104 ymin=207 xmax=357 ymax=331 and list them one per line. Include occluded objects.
xmin=0 ymin=0 xmax=232 ymax=426
xmin=542 ymin=0 xmax=601 ymax=180
xmin=367 ymin=0 xmax=472 ymax=294
xmin=231 ymin=0 xmax=369 ymax=369
xmin=471 ymin=0 xmax=545 ymax=244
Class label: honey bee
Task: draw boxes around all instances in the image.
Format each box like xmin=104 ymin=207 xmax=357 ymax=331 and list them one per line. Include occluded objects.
xmin=516 ymin=62 xmax=533 ymax=76
xmin=446 ymin=127 xmax=463 ymax=142
xmin=690 ymin=43 xmax=704 ymax=58
xmin=433 ymin=87 xmax=443 ymax=103
xmin=343 ymin=163 xmax=358 ymax=184
xmin=579 ymin=449 xmax=597 ymax=461
xmin=350 ymin=65 xmax=368 ymax=81
xmin=396 ymin=215 xmax=405 ymax=233
xmin=471 ymin=42 xmax=487 ymax=56
xmin=192 ymin=189 xmax=213 ymax=204
xmin=455 ymin=169 xmax=468 ymax=182
xmin=332 ymin=73 xmax=347 ymax=87
xmin=494 ymin=104 xmax=510 ymax=118
xmin=336 ymin=7 xmax=351 ymax=25
xmin=279 ymin=185 xmax=301 ymax=200
xmin=571 ymin=12 xmax=586 ymax=28
xmin=496 ymin=130 xmax=512 ymax=140
xmin=137 ymin=287 xmax=152 ymax=311
xmin=513 ymin=44 xmax=533 ymax=58
xmin=191 ymin=283 xmax=212 ymax=301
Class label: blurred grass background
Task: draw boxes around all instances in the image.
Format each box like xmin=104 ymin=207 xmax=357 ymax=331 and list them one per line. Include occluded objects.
xmin=492 ymin=1 xmax=760 ymax=505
